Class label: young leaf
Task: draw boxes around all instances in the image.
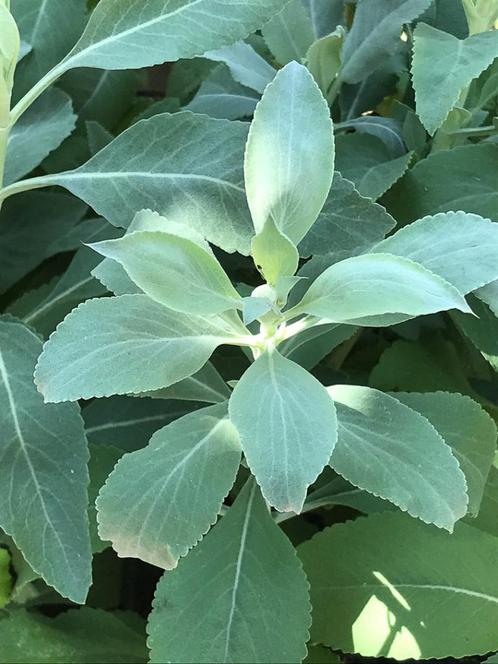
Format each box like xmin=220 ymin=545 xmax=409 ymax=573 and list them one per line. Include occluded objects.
xmin=290 ymin=253 xmax=471 ymax=324
xmin=306 ymin=27 xmax=345 ymax=103
xmin=412 ymin=23 xmax=498 ymax=134
xmin=22 ymin=112 xmax=252 ymax=255
xmin=244 ymin=61 xmax=334 ymax=245
xmin=251 ymin=218 xmax=299 ymax=286
xmin=299 ymin=512 xmax=498 ymax=659
xmin=328 ymin=385 xmax=468 ymax=530
xmin=394 ymin=391 xmax=496 ymax=516
xmin=261 ymin=0 xmax=315 ymax=65
xmin=340 ymin=0 xmax=432 ymax=83
xmin=56 ymin=0 xmax=287 ymax=73
xmin=228 ymin=350 xmax=337 ymax=512
xmin=372 ymin=211 xmax=498 ymax=295
xmin=91 ymin=231 xmax=241 ymax=316
xmin=0 ymin=318 xmax=91 ymax=603
xmin=147 ymin=480 xmax=311 ymax=663
xmin=0 ymin=608 xmax=147 ymax=664
xmin=97 ymin=404 xmax=241 ymax=568
xmin=5 ymin=89 xmax=75 ymax=185
xmin=34 ymin=294 xmax=243 ymax=403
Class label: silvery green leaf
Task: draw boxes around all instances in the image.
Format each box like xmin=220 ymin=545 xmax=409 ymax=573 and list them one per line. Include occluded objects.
xmin=302 ymin=0 xmax=344 ymax=38
xmin=371 ymin=211 xmax=498 ymax=295
xmin=229 ymin=350 xmax=337 ymax=512
xmin=336 ymin=116 xmax=405 ymax=157
xmin=412 ymin=23 xmax=498 ymax=134
xmin=245 ymin=61 xmax=334 ymax=244
xmin=34 ymin=294 xmax=244 ymax=403
xmin=4 ymin=88 xmax=76 ymax=185
xmin=186 ymin=64 xmax=259 ymax=120
xmin=96 ymin=404 xmax=241 ymax=568
xmin=204 ymin=41 xmax=275 ymax=93
xmin=0 ymin=318 xmax=91 ymax=603
xmin=59 ymin=0 xmax=287 ymax=72
xmin=31 ymin=112 xmax=252 ymax=255
xmin=148 ymin=480 xmax=311 ymax=664
xmin=251 ymin=218 xmax=299 ymax=286
xmin=91 ymin=231 xmax=241 ymax=316
xmin=329 ymin=385 xmax=468 ymax=530
xmin=341 ymin=0 xmax=432 ymax=83
xmin=305 ymin=27 xmax=344 ymax=103
xmin=279 ymin=323 xmax=357 ymax=370
xmin=146 ymin=362 xmax=230 ymax=404
xmin=86 ymin=121 xmax=113 ymax=155
xmin=291 ymin=253 xmax=472 ymax=323
xmin=261 ymin=0 xmax=315 ymax=65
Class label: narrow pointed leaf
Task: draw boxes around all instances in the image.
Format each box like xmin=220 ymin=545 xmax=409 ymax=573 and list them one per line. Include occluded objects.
xmin=148 ymin=480 xmax=311 ymax=663
xmin=292 ymin=253 xmax=472 ymax=323
xmin=91 ymin=231 xmax=241 ymax=315
xmin=329 ymin=385 xmax=468 ymax=530
xmin=97 ymin=404 xmax=241 ymax=568
xmin=245 ymin=61 xmax=334 ymax=245
xmin=204 ymin=41 xmax=276 ymax=94
xmin=35 ymin=294 xmax=241 ymax=403
xmin=0 ymin=318 xmax=91 ymax=603
xmin=229 ymin=350 xmax=337 ymax=512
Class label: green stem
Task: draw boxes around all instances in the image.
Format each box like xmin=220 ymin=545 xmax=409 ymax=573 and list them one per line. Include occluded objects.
xmin=0 ymin=173 xmax=58 ymax=205
xmin=447 ymin=123 xmax=497 ymax=137
xmin=9 ymin=61 xmax=68 ymax=124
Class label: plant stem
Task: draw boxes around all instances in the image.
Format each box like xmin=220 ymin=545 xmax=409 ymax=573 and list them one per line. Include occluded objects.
xmin=0 ymin=173 xmax=54 ymax=204
xmin=9 ymin=61 xmax=68 ymax=124
xmin=447 ymin=123 xmax=497 ymax=137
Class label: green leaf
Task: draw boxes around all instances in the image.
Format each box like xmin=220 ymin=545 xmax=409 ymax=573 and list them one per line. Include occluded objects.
xmin=384 ymin=143 xmax=498 ymax=224
xmin=97 ymin=403 xmax=240 ymax=568
xmin=340 ymin=0 xmax=432 ymax=83
xmin=453 ymin=295 xmax=498 ymax=371
xmin=394 ymin=391 xmax=496 ymax=517
xmin=84 ymin=396 xmax=200 ymax=452
xmin=187 ymin=64 xmax=259 ymax=120
xmin=251 ymin=218 xmax=299 ymax=286
xmin=329 ymin=385 xmax=468 ymax=530
xmin=468 ymin=466 xmax=498 ymax=537
xmin=306 ymin=27 xmax=345 ymax=103
xmin=372 ymin=211 xmax=498 ymax=295
xmin=279 ymin=323 xmax=357 ymax=370
xmin=34 ymin=294 xmax=243 ymax=403
xmin=36 ymin=112 xmax=252 ymax=254
xmin=298 ymin=173 xmax=396 ymax=259
xmin=8 ymin=244 xmax=108 ymax=338
xmin=335 ymin=133 xmax=411 ymax=200
xmin=245 ymin=61 xmax=334 ymax=245
xmin=91 ymin=231 xmax=242 ymax=315
xmin=291 ymin=253 xmax=471 ymax=324
xmin=0 ymin=191 xmax=87 ymax=294
xmin=204 ymin=41 xmax=276 ymax=94
xmin=4 ymin=88 xmax=75 ymax=185
xmin=412 ymin=23 xmax=498 ymax=134
xmin=0 ymin=547 xmax=12 ymax=608
xmin=299 ymin=512 xmax=498 ymax=659
xmin=11 ymin=0 xmax=87 ymax=99
xmin=304 ymin=646 xmax=341 ymax=664
xmin=0 ymin=608 xmax=147 ymax=663
xmin=0 ymin=318 xmax=91 ymax=603
xmin=88 ymin=443 xmax=123 ymax=553
xmin=58 ymin=0 xmax=287 ymax=72
xmin=229 ymin=350 xmax=337 ymax=512
xmin=148 ymin=480 xmax=311 ymax=663
xmin=302 ymin=0 xmax=344 ymax=38
xmin=261 ymin=0 xmax=315 ymax=65
xmin=146 ymin=362 xmax=230 ymax=404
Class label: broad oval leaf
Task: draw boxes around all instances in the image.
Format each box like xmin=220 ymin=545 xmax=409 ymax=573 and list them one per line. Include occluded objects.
xmin=290 ymin=253 xmax=471 ymax=323
xmin=97 ymin=404 xmax=241 ymax=569
xmin=244 ymin=61 xmax=334 ymax=245
xmin=61 ymin=0 xmax=287 ymax=71
xmin=228 ymin=350 xmax=337 ymax=512
xmin=0 ymin=318 xmax=91 ymax=603
xmin=35 ymin=294 xmax=242 ymax=403
xmin=393 ymin=391 xmax=497 ymax=517
xmin=328 ymin=385 xmax=468 ymax=531
xmin=148 ymin=480 xmax=311 ymax=664
xmin=35 ymin=112 xmax=253 ymax=254
xmin=299 ymin=512 xmax=498 ymax=659
xmin=91 ymin=231 xmax=241 ymax=315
